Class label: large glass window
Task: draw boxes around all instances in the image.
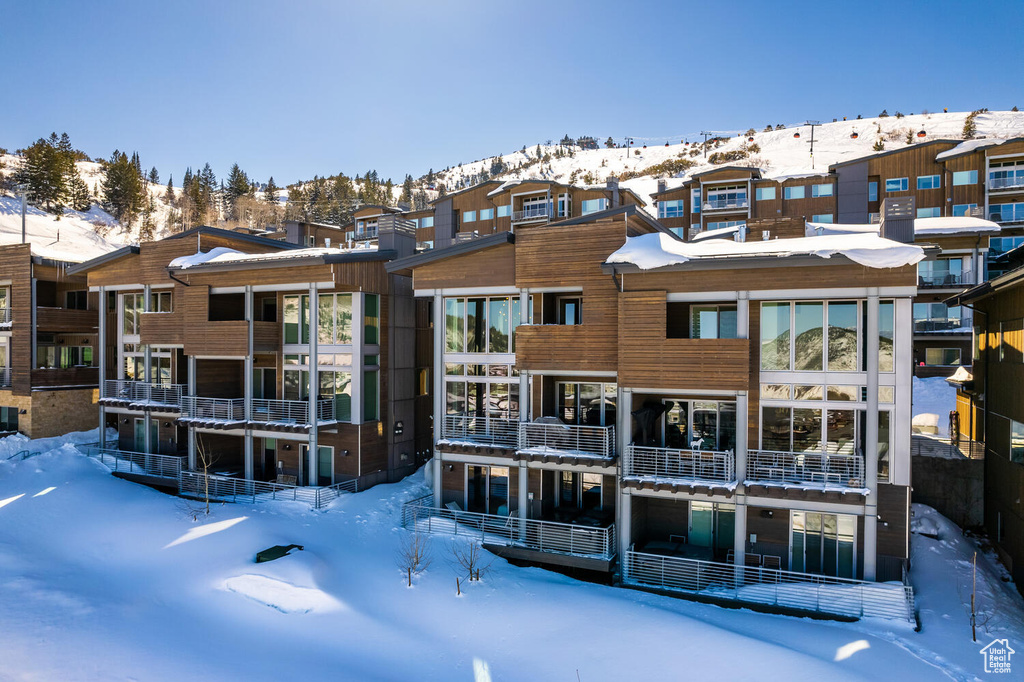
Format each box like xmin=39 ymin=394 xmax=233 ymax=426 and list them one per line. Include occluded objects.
xmin=953 ymin=170 xmax=978 ymax=186
xmin=319 ymin=370 xmax=352 ymax=421
xmin=989 ymin=202 xmax=1024 ymax=223
xmin=826 ymin=302 xmax=858 ymax=371
xmin=283 ymin=295 xmax=309 ymax=344
xmin=885 ymin=177 xmax=909 ymax=192
xmin=479 ymin=208 xmax=494 ymax=221
xmin=488 ymin=298 xmax=510 ymax=354
xmin=917 ymin=207 xmax=941 ymax=218
xmin=463 ymin=210 xmax=476 ymax=223
xmin=791 ymin=512 xmax=855 ymax=578
xmin=756 ymin=186 xmax=776 ymax=201
xmin=466 ymin=298 xmax=485 ymax=353
xmin=690 ymin=304 xmax=737 ymax=339
xmin=364 ymin=294 xmax=379 ymax=345
xmin=445 ymin=296 xmax=518 ymax=354
xmin=794 ymin=302 xmax=823 ymax=371
xmin=913 ymin=302 xmax=963 ymax=332
xmin=925 ymin=347 xmax=961 ymax=366
xmin=317 ymin=293 xmax=353 ymax=345
xmin=705 ymin=186 xmax=747 ymax=209
xmin=581 ymin=198 xmax=607 ymax=215
xmin=658 ymin=200 xmax=685 ymax=218
xmin=558 ymin=382 xmax=615 ymax=426
xmin=496 ymin=205 xmax=511 ymax=218
xmin=989 ymin=162 xmax=1024 ymax=190
xmin=879 ymin=300 xmax=894 ymax=372
xmin=761 ymin=302 xmax=791 ymax=370
xmin=953 ymin=203 xmax=978 ymax=217
xmin=122 ymin=292 xmax=143 ymax=336
xmin=445 ymin=298 xmax=465 ymax=353
xmin=784 ymin=186 xmax=805 ymax=200
xmin=811 ymin=214 xmax=834 ymax=223
xmin=811 ymin=183 xmax=833 ymax=197
xmin=916 ymin=174 xmax=941 ymax=190
xmin=1011 ymin=420 xmax=1024 ymax=464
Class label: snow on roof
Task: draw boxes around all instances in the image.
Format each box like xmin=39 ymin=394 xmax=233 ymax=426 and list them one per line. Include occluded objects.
xmin=0 ymin=197 xmax=125 ymax=263
xmin=934 ymin=138 xmax=1007 ymax=160
xmin=168 ymin=244 xmax=379 ymax=270
xmin=607 ymin=231 xmax=924 ymax=270
xmin=806 ymin=216 xmax=1001 ymax=238
xmin=690 ymin=225 xmax=740 ymax=242
xmin=945 ymin=366 xmax=973 ymax=385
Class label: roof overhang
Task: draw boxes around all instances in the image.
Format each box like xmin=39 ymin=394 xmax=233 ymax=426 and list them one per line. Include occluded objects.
xmin=66 ymin=245 xmax=141 ymax=275
xmin=386 ymin=232 xmax=514 ymax=275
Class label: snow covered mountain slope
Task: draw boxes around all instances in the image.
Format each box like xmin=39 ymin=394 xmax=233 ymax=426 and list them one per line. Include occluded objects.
xmin=0 ymin=196 xmax=126 ymax=262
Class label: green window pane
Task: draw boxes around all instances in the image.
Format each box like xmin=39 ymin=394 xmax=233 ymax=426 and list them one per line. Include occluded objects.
xmin=445 ymin=298 xmax=464 ymax=353
xmin=364 ymin=294 xmax=379 ymax=345
xmin=284 ymin=296 xmax=299 ymax=344
xmin=337 ymin=294 xmax=352 ymax=344
xmin=363 ymin=369 xmax=378 ymax=420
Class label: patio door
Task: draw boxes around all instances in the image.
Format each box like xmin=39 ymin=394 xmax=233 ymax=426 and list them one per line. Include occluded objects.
xmin=133 ymin=418 xmax=157 ymax=452
xmin=689 ymin=502 xmax=714 ymax=547
xmin=791 ymin=511 xmax=856 ymax=578
xmin=466 ymin=465 xmax=509 ymax=515
xmin=299 ymin=444 xmax=333 ymax=486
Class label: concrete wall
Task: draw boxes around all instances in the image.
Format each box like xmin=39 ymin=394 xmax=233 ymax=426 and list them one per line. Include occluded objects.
xmin=911 ymin=454 xmax=984 ymax=528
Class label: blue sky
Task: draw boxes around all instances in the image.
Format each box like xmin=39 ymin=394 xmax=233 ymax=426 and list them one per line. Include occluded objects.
xmin=3 ymin=0 xmax=1022 ymax=186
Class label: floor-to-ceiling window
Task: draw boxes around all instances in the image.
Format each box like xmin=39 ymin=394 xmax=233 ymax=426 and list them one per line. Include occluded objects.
xmin=791 ymin=511 xmax=856 ymax=578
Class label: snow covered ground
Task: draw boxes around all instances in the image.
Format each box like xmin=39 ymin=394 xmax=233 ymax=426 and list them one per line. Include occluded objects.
xmin=0 ymin=195 xmax=125 ymax=262
xmin=1 ymin=430 xmax=1022 ymax=681
xmin=913 ymin=376 xmax=958 ymax=437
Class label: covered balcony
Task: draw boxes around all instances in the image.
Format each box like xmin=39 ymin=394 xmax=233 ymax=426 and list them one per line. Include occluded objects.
xmin=511 ymin=201 xmax=552 ymax=224
xmin=516 ymin=420 xmax=615 ymax=465
xmin=179 ymin=396 xmax=334 ymax=431
xmin=624 ymin=445 xmax=736 ymax=488
xmin=440 ymin=415 xmax=519 ymax=449
xmin=702 ymin=197 xmax=749 ymax=212
xmin=101 ymin=380 xmax=186 ymax=410
xmin=746 ymin=449 xmax=866 ymax=490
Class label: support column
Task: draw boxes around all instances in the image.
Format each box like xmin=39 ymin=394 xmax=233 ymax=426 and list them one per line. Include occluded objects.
xmin=187 ymin=355 xmax=197 ymax=471
xmin=244 ymin=285 xmax=254 ymax=481
xmin=619 ymin=490 xmax=632 ymax=580
xmin=142 ymin=286 xmax=152 ymax=454
xmin=432 ymin=293 xmax=444 ymax=505
xmin=736 ymin=291 xmax=749 ymax=339
xmin=733 ymin=390 xmax=748 ymax=570
xmin=518 ymin=464 xmax=528 ymax=525
xmin=864 ymin=290 xmax=880 ymax=580
xmin=617 ymin=387 xmax=633 ymax=580
xmin=351 ymin=291 xmax=364 ymax=424
xmin=98 ymin=286 xmax=107 ymax=447
xmin=307 ymin=283 xmax=319 ymax=486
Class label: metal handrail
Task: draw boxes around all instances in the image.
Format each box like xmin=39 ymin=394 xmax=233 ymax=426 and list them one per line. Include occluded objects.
xmin=104 ymin=380 xmax=186 ymax=406
xmin=402 ymin=497 xmax=616 ymax=560
xmin=78 ymin=445 xmax=183 ymax=480
xmin=178 ymin=471 xmax=356 ymax=509
xmin=746 ymin=449 xmax=865 ymax=488
xmin=989 ymin=176 xmax=1024 ymax=190
xmin=702 ymin=198 xmax=749 ymax=211
xmin=624 ymin=445 xmax=735 ymax=483
xmin=0 ymin=308 xmax=10 ymax=325
xmin=441 ymin=415 xmax=519 ymax=448
xmin=518 ymin=422 xmax=615 ymax=459
xmin=180 ymin=396 xmax=245 ymax=421
xmin=0 ymin=367 xmax=11 ymax=388
xmin=917 ymin=270 xmax=974 ymax=287
xmin=352 ymin=227 xmax=379 ymax=241
xmin=249 ymin=398 xmax=334 ymax=425
xmin=512 ymin=204 xmax=552 ymax=222
xmin=623 ymin=550 xmax=914 ymax=622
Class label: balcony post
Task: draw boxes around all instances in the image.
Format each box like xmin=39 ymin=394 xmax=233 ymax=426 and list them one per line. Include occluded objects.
xmin=187 ymin=355 xmax=196 ymax=471
xmin=244 ymin=285 xmax=254 ymax=481
xmin=619 ymin=489 xmax=632 ymax=580
xmin=351 ymin=291 xmax=364 ymax=424
xmin=142 ymin=285 xmax=152 ymax=454
xmin=98 ymin=286 xmax=107 ymax=448
xmin=518 ymin=464 xmax=528 ymax=531
xmin=431 ymin=293 xmax=444 ymax=504
xmin=864 ymin=290 xmax=880 ymax=580
xmin=736 ymin=291 xmax=749 ymax=339
xmin=734 ymin=389 xmax=748 ymax=573
xmin=307 ymin=282 xmax=319 ymax=486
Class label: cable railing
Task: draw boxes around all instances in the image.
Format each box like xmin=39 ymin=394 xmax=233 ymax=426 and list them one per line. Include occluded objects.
xmin=180 ymin=471 xmax=320 ymax=506
xmin=917 ymin=270 xmax=974 ymax=287
xmin=518 ymin=422 xmax=615 ymax=459
xmin=103 ymin=380 xmax=186 ymax=407
xmin=512 ymin=204 xmax=552 ymax=222
xmin=250 ymin=398 xmax=334 ymax=425
xmin=402 ymin=495 xmax=616 ymax=560
xmin=623 ymin=550 xmax=915 ymax=622
xmin=989 ymin=175 xmax=1024 ymax=190
xmin=703 ymin=198 xmax=749 ymax=211
xmin=441 ymin=415 xmax=519 ymax=448
xmin=78 ymin=444 xmax=183 ymax=480
xmin=0 ymin=367 xmax=11 ymax=388
xmin=0 ymin=307 xmax=10 ymax=325
xmin=180 ymin=396 xmax=246 ymax=422
xmin=624 ymin=445 xmax=735 ymax=483
xmin=746 ymin=449 xmax=865 ymax=488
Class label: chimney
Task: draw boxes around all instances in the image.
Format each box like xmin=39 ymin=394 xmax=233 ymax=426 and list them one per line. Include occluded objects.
xmin=377 ymin=214 xmax=417 ymax=258
xmin=657 ymin=179 xmax=667 ymax=194
xmin=879 ymin=197 xmax=916 ymax=244
xmin=606 ymin=176 xmax=620 ymax=207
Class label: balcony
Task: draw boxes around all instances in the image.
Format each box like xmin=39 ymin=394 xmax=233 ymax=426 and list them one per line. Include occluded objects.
xmin=30 ymin=366 xmax=98 ymax=387
xmin=102 ymin=380 xmax=186 ymax=409
xmin=440 ymin=415 xmax=519 ymax=449
xmin=917 ymin=270 xmax=974 ymax=288
xmin=746 ymin=449 xmax=865 ymax=490
xmin=352 ymin=227 xmax=379 ymax=241
xmin=989 ymin=175 xmax=1024 ymax=191
xmin=0 ymin=307 xmax=10 ymax=327
xmin=623 ymin=551 xmax=914 ymax=621
xmin=180 ymin=396 xmax=334 ymax=429
xmin=517 ymin=421 xmax=615 ymax=461
xmin=624 ymin=445 xmax=736 ymax=486
xmin=0 ymin=367 xmax=10 ymax=388
xmin=35 ymin=307 xmax=97 ymax=333
xmin=913 ymin=318 xmax=969 ymax=333
xmin=702 ymin=198 xmax=749 ymax=212
xmin=403 ymin=494 xmax=616 ymax=568
xmin=512 ymin=203 xmax=552 ymax=224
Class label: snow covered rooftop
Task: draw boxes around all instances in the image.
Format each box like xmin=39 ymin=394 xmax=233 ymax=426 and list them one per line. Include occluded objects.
xmin=806 ymin=216 xmax=1001 ymax=238
xmin=606 ymin=232 xmax=925 ymax=270
xmin=690 ymin=225 xmax=741 ymax=242
xmin=0 ymin=197 xmax=125 ymax=263
xmin=168 ymin=244 xmax=381 ymax=270
xmin=934 ymin=138 xmax=1010 ymax=160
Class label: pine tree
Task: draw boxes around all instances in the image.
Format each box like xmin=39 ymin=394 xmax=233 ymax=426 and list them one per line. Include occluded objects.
xmin=604 ymin=137 xmax=615 ymax=148
xmin=148 ymin=167 xmax=159 ymax=185
xmin=164 ymin=175 xmax=176 ymax=207
xmin=399 ymin=174 xmax=414 ymax=205
xmin=224 ymin=163 xmax=251 ymax=221
xmin=264 ymin=176 xmax=279 ymax=205
xmin=17 ymin=136 xmax=66 ymax=215
xmin=68 ymin=172 xmax=91 ymax=212
xmin=101 ymin=150 xmax=145 ymax=226
xmin=962 ymin=112 xmax=978 ymax=140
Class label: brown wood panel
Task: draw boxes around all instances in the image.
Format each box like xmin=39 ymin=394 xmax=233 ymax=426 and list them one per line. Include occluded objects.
xmin=514 ymin=325 xmax=616 ymax=373
xmin=0 ymin=244 xmax=34 ymax=395
xmin=140 ymin=311 xmax=185 ymax=346
xmin=413 ymin=242 xmax=515 ymax=290
xmin=253 ymin=321 xmax=280 ymax=352
xmin=35 ymin=307 xmax=98 ymax=333
xmin=31 ymin=366 xmax=98 ymax=387
xmin=617 ymin=291 xmax=749 ymax=390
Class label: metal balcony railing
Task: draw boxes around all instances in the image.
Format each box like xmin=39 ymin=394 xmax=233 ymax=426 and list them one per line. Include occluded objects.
xmin=702 ymin=198 xmax=749 ymax=211
xmin=402 ymin=495 xmax=616 ymax=560
xmin=441 ymin=415 xmax=519 ymax=448
xmin=623 ymin=550 xmax=914 ymax=622
xmin=512 ymin=204 xmax=552 ymax=223
xmin=352 ymin=227 xmax=378 ymax=241
xmin=103 ymin=380 xmax=186 ymax=407
xmin=746 ymin=449 xmax=865 ymax=488
xmin=180 ymin=396 xmax=246 ymax=422
xmin=0 ymin=367 xmax=10 ymax=388
xmin=518 ymin=422 xmax=615 ymax=459
xmin=250 ymin=398 xmax=334 ymax=425
xmin=989 ymin=175 xmax=1024 ymax=191
xmin=917 ymin=270 xmax=974 ymax=287
xmin=990 ymin=205 xmax=1024 ymax=223
xmin=624 ymin=445 xmax=735 ymax=483
xmin=77 ymin=444 xmax=183 ymax=480
xmin=0 ymin=307 xmax=10 ymax=326
xmin=913 ymin=319 xmax=968 ymax=333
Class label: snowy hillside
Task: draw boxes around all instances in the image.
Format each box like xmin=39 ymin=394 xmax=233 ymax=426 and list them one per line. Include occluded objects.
xmin=435 ymin=110 xmax=1024 ymax=203
xmin=0 ymin=196 xmax=126 ymax=262
xmin=1 ymin=432 xmax=1023 ymax=680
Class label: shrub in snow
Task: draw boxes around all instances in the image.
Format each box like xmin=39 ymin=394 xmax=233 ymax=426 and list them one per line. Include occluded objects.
xmin=448 ymin=539 xmax=492 ymax=582
xmin=396 ymin=532 xmax=432 ymax=586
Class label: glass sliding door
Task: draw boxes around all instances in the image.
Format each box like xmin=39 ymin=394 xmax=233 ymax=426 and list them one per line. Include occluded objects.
xmin=791 ymin=511 xmax=856 ymax=578
xmin=466 ymin=465 xmax=510 ymax=516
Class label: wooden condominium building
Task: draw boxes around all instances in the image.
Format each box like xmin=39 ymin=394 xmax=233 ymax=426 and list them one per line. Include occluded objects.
xmin=0 ymin=237 xmax=121 ymax=438
xmin=947 ymin=266 xmax=1024 ymax=588
xmin=390 ymin=202 xmax=924 ymax=619
xmin=68 ymin=222 xmax=423 ymax=492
